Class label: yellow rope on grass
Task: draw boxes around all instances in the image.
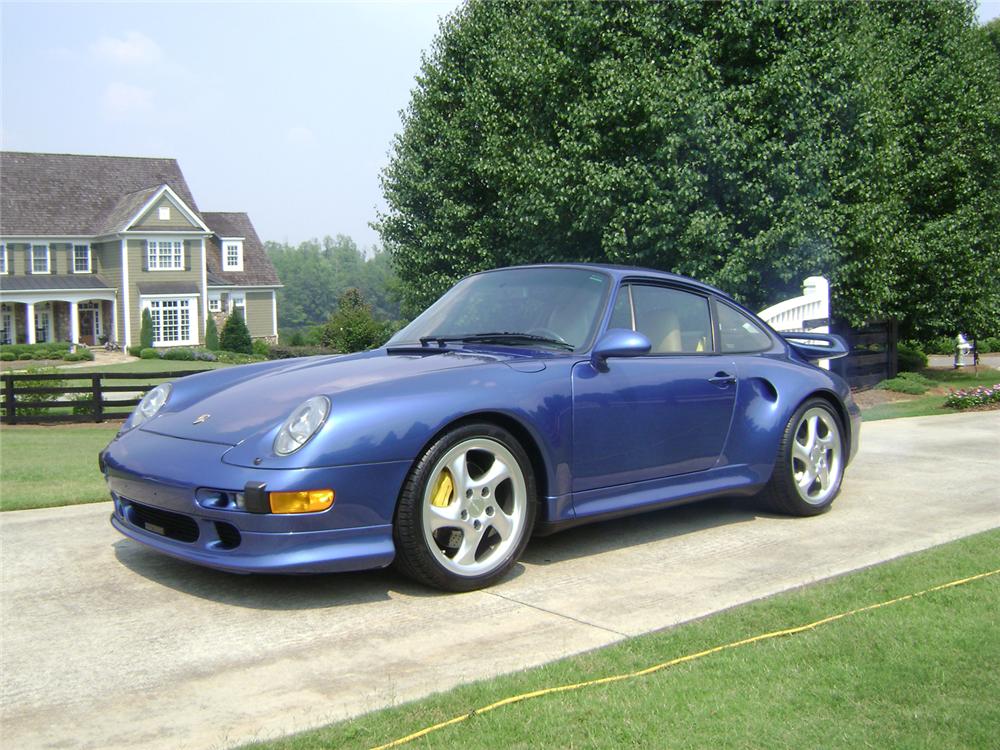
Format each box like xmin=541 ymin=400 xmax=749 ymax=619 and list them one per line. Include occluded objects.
xmin=369 ymin=567 xmax=1000 ymax=750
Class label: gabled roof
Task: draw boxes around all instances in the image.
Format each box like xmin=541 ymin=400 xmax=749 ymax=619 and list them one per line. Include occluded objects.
xmin=203 ymin=212 xmax=281 ymax=287
xmin=0 ymin=151 xmax=201 ymax=236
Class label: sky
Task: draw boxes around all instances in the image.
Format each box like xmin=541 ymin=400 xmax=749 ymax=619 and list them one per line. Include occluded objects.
xmin=0 ymin=1 xmax=462 ymax=250
xmin=2 ymin=1 xmax=998 ymax=250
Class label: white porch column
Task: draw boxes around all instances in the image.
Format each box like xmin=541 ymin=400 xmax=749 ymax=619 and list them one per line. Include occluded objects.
xmin=69 ymin=301 xmax=80 ymax=345
xmin=25 ymin=302 xmax=36 ymax=344
xmin=111 ymin=299 xmax=120 ymax=347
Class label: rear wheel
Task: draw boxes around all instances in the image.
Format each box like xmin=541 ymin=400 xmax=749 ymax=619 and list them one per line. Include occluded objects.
xmin=394 ymin=423 xmax=536 ymax=591
xmin=760 ymin=398 xmax=845 ymax=516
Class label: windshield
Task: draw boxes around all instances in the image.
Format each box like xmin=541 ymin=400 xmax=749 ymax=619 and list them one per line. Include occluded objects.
xmin=388 ymin=267 xmax=612 ymax=351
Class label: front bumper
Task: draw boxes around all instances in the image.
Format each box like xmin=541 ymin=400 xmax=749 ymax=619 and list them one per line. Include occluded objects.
xmin=102 ymin=428 xmax=411 ymax=574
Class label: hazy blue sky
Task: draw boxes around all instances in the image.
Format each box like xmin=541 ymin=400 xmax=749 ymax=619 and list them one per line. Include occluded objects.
xmin=2 ymin=1 xmax=998 ymax=249
xmin=1 ymin=1 xmax=462 ymax=249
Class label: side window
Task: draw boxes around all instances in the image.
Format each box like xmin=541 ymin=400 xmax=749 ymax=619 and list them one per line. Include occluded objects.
xmin=717 ymin=303 xmax=772 ymax=353
xmin=631 ymin=285 xmax=712 ymax=355
xmin=608 ymin=286 xmax=633 ymax=330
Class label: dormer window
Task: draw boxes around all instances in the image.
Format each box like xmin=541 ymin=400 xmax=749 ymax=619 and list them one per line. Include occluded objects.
xmin=223 ymin=240 xmax=244 ymax=272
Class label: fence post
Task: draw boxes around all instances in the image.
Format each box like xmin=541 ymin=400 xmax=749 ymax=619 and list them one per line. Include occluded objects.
xmin=91 ymin=374 xmax=104 ymax=422
xmin=4 ymin=376 xmax=15 ymax=425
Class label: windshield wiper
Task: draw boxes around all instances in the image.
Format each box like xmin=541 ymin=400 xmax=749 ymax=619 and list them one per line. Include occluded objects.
xmin=419 ymin=332 xmax=574 ymax=351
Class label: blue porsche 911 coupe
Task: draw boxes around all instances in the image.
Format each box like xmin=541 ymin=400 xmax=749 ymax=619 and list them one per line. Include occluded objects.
xmin=102 ymin=264 xmax=860 ymax=590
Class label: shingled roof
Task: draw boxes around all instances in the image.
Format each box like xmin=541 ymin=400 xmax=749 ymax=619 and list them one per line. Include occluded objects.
xmin=0 ymin=152 xmax=200 ymax=236
xmin=203 ymin=212 xmax=281 ymax=287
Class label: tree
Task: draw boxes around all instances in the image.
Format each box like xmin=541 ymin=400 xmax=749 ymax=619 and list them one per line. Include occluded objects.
xmin=205 ymin=316 xmax=220 ymax=351
xmin=266 ymin=235 xmax=402 ymax=332
xmin=378 ymin=0 xmax=1000 ymax=337
xmin=321 ymin=288 xmax=390 ymax=353
xmin=219 ymin=309 xmax=253 ymax=354
xmin=140 ymin=309 xmax=154 ymax=349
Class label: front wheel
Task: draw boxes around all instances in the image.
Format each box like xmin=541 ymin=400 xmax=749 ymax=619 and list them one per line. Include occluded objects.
xmin=760 ymin=398 xmax=846 ymax=516
xmin=394 ymin=423 xmax=536 ymax=591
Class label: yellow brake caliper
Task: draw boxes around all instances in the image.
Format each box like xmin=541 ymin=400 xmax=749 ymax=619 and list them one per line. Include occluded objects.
xmin=430 ymin=469 xmax=454 ymax=507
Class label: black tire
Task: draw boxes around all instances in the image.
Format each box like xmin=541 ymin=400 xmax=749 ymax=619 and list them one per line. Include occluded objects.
xmin=393 ymin=423 xmax=537 ymax=591
xmin=759 ymin=397 xmax=846 ymax=516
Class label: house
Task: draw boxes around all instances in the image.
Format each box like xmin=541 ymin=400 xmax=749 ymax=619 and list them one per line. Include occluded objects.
xmin=0 ymin=151 xmax=281 ymax=349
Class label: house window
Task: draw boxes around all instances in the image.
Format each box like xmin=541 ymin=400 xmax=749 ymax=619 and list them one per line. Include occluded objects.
xmin=146 ymin=240 xmax=184 ymax=270
xmin=208 ymin=294 xmax=222 ymax=313
xmin=31 ymin=244 xmax=50 ymax=274
xmin=229 ymin=291 xmax=246 ymax=319
xmin=73 ymin=244 xmax=92 ymax=273
xmin=145 ymin=297 xmax=196 ymax=345
xmin=1 ymin=304 xmax=12 ymax=344
xmin=223 ymin=241 xmax=243 ymax=271
xmin=158 ymin=206 xmax=171 ymax=221
xmin=35 ymin=304 xmax=52 ymax=342
xmin=0 ymin=244 xmax=7 ymax=275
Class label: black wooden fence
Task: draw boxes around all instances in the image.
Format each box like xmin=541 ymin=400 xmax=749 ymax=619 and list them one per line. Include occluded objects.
xmin=1 ymin=370 xmax=205 ymax=425
xmin=830 ymin=320 xmax=899 ymax=390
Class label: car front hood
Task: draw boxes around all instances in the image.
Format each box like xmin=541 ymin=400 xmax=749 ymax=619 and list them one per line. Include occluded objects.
xmin=139 ymin=349 xmax=516 ymax=446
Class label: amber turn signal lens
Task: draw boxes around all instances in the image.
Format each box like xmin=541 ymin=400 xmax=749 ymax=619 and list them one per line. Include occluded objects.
xmin=268 ymin=489 xmax=335 ymax=514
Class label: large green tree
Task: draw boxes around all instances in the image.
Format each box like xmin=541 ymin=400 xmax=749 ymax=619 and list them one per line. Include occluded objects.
xmin=378 ymin=0 xmax=1000 ymax=337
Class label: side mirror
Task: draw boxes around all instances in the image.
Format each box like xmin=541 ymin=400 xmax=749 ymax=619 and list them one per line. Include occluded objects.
xmin=591 ymin=328 xmax=651 ymax=369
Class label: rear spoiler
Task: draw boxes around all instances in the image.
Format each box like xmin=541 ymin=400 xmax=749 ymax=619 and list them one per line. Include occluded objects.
xmin=781 ymin=332 xmax=849 ymax=362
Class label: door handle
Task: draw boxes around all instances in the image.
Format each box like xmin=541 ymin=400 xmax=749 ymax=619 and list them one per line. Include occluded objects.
xmin=709 ymin=371 xmax=736 ymax=386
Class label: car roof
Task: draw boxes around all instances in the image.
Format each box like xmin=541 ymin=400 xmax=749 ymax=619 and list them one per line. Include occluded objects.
xmin=478 ymin=262 xmax=736 ymax=302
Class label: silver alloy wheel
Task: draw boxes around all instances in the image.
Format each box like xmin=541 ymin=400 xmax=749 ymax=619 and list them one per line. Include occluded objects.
xmin=421 ymin=437 xmax=528 ymax=577
xmin=790 ymin=406 xmax=843 ymax=505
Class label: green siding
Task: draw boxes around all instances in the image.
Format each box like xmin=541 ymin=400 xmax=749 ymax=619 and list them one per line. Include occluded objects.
xmin=245 ymin=291 xmax=274 ymax=337
xmin=7 ymin=242 xmax=28 ymax=275
xmin=92 ymin=241 xmax=124 ymax=344
xmin=131 ymin=196 xmax=201 ymax=230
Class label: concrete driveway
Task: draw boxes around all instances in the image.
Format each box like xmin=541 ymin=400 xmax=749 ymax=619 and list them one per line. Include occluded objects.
xmin=2 ymin=411 xmax=998 ymax=750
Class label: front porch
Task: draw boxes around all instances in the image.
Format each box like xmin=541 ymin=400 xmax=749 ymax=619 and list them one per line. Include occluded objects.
xmin=1 ymin=296 xmax=118 ymax=346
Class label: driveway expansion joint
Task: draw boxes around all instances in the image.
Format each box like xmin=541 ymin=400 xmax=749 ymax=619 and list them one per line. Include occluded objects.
xmin=484 ymin=590 xmax=631 ymax=638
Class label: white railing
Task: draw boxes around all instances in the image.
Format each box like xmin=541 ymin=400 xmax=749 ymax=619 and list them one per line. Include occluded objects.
xmin=758 ymin=276 xmax=830 ymax=368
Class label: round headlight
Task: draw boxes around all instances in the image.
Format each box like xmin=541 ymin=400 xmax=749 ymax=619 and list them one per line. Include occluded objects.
xmin=274 ymin=396 xmax=330 ymax=455
xmin=125 ymin=382 xmax=172 ymax=431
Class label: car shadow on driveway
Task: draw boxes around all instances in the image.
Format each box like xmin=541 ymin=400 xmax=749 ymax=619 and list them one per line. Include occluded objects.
xmin=112 ymin=540 xmax=436 ymax=610
xmin=522 ymin=495 xmax=780 ymax=566
xmin=111 ymin=496 xmax=782 ymax=609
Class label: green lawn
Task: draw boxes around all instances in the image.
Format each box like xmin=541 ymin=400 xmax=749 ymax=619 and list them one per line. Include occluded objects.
xmin=0 ymin=424 xmax=119 ymax=511
xmin=244 ymin=529 xmax=1000 ymax=750
xmin=862 ymin=366 xmax=1000 ymax=421
xmin=69 ymin=358 xmax=230 ymax=374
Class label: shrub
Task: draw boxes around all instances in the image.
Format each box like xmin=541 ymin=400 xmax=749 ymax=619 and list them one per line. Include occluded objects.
xmin=980 ymin=336 xmax=1000 ymax=353
xmin=321 ymin=288 xmax=392 ymax=353
xmin=219 ymin=310 xmax=253 ymax=354
xmin=205 ymin=316 xmax=220 ymax=351
xmin=289 ymin=330 xmax=305 ymax=346
xmin=214 ymin=350 xmax=261 ymax=365
xmin=162 ymin=348 xmax=195 ymax=361
xmin=140 ymin=309 xmax=154 ymax=350
xmin=139 ymin=348 xmax=161 ymax=359
xmin=876 ymin=372 xmax=935 ymax=395
xmin=127 ymin=345 xmax=144 ymax=357
xmin=193 ymin=350 xmax=218 ymax=362
xmin=252 ymin=339 xmax=270 ymax=358
xmin=266 ymin=345 xmax=337 ymax=360
xmin=0 ymin=352 xmax=14 ymax=361
xmin=4 ymin=367 xmax=64 ymax=416
xmin=897 ymin=342 xmax=927 ymax=372
xmin=945 ymin=383 xmax=1000 ymax=410
xmin=61 ymin=351 xmax=94 ymax=362
xmin=921 ymin=336 xmax=956 ymax=355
